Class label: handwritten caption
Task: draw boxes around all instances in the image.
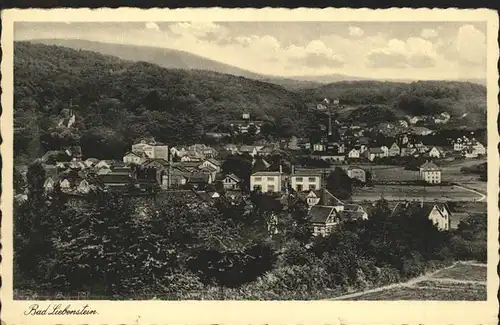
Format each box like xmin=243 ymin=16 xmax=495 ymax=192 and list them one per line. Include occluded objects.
xmin=24 ymin=304 xmax=98 ymax=316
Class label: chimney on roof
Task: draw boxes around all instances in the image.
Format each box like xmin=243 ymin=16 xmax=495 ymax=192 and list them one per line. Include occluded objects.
xmin=279 ymin=164 xmax=283 ymax=174
xmin=292 ymin=165 xmax=295 ymax=174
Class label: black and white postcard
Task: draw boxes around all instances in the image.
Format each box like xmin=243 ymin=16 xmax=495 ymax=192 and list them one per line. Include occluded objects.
xmin=1 ymin=8 xmax=499 ymax=325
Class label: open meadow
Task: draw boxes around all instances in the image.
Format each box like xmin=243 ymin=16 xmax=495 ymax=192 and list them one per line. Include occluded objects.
xmin=337 ymin=262 xmax=487 ymax=301
xmin=352 ymin=184 xmax=483 ymax=202
xmin=440 ymin=158 xmax=487 ymax=194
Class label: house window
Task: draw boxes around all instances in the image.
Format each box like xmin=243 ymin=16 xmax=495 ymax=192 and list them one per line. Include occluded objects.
xmin=309 ymin=185 xmax=316 ymax=190
xmin=308 ymin=177 xmax=316 ymax=182
xmin=268 ymin=185 xmax=275 ymax=191
xmin=253 ymin=185 xmax=262 ymax=191
xmin=267 ymin=177 xmax=274 ymax=181
xmin=297 ymin=184 xmax=303 ymax=191
xmin=295 ymin=177 xmax=303 ymax=182
xmin=254 ymin=177 xmax=262 ymax=182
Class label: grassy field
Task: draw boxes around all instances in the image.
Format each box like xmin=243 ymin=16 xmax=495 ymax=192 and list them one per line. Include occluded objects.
xmin=348 ymin=284 xmax=486 ymax=300
xmin=370 ymin=166 xmax=419 ymax=181
xmin=352 ymin=184 xmax=482 ymax=202
xmin=366 ymin=159 xmax=487 ymax=194
xmin=433 ymin=263 xmax=487 ymax=282
xmin=341 ymin=262 xmax=487 ymax=301
xmin=440 ymin=158 xmax=487 ymax=194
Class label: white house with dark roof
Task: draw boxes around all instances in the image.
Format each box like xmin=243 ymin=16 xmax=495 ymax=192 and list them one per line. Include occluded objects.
xmin=392 ymin=201 xmax=452 ymax=231
xmin=290 ymin=171 xmax=322 ymax=192
xmin=250 ymin=171 xmax=284 ymax=193
xmin=428 ymin=146 xmax=445 ymax=158
xmin=348 ymin=148 xmax=360 ymax=159
xmin=419 ymin=161 xmax=441 ymax=184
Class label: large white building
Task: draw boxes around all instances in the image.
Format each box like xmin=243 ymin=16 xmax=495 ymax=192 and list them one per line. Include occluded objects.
xmin=419 ymin=161 xmax=441 ymax=184
xmin=132 ymin=139 xmax=169 ymax=160
xmin=250 ymin=171 xmax=284 ymax=193
xmin=290 ymin=171 xmax=322 ymax=192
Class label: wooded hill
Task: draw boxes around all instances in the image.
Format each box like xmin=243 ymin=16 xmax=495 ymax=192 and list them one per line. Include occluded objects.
xmin=14 ymin=41 xmax=487 ymax=162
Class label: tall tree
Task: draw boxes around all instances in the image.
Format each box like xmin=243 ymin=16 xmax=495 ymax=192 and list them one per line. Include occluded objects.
xmin=325 ymin=167 xmax=353 ymax=200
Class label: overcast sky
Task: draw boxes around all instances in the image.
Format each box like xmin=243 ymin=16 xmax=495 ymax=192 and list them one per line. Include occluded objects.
xmin=15 ymin=21 xmax=487 ymax=80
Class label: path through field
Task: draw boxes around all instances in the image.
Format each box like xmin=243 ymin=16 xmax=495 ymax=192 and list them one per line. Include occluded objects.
xmin=330 ymin=261 xmax=487 ymax=300
xmin=453 ymin=184 xmax=486 ymax=201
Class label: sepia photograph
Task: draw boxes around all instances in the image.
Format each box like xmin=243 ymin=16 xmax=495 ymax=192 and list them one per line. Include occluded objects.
xmin=1 ymin=7 xmax=499 ymax=325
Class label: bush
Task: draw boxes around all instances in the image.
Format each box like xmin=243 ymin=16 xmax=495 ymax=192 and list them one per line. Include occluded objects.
xmin=401 ymin=254 xmax=426 ymax=278
xmin=377 ymin=267 xmax=401 ymax=285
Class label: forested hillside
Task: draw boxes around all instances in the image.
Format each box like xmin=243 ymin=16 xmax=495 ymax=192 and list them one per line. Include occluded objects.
xmin=14 ymin=42 xmax=309 ymax=162
xmin=301 ymin=80 xmax=487 ymax=128
xmin=14 ymin=41 xmax=487 ymax=163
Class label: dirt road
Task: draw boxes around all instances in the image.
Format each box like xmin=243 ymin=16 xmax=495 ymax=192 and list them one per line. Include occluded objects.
xmin=329 ymin=261 xmax=486 ymax=300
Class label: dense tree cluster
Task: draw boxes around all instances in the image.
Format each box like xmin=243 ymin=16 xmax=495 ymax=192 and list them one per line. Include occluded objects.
xmin=14 ymin=162 xmax=487 ymax=299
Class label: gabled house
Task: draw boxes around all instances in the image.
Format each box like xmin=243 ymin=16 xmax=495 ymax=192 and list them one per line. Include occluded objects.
xmin=392 ymin=201 xmax=452 ymax=231
xmin=348 ymin=148 xmax=360 ymax=159
xmin=389 ymin=142 xmax=401 ymax=156
xmin=59 ymin=178 xmax=72 ymax=191
xmin=77 ymin=179 xmax=93 ymax=194
xmin=309 ymin=206 xmax=340 ymax=236
xmin=199 ymin=159 xmax=222 ymax=172
xmin=43 ymin=177 xmax=56 ymax=192
xmin=347 ymin=166 xmax=366 ymax=183
xmin=428 ymin=146 xmax=445 ymax=158
xmin=123 ymin=151 xmax=147 ymax=165
xmin=221 ymin=173 xmax=241 ymax=190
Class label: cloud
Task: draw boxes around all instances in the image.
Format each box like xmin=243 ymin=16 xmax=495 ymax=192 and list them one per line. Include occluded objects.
xmin=145 ymin=22 xmax=160 ymax=31
xmin=169 ymin=22 xmax=225 ymax=38
xmin=366 ymin=37 xmax=437 ymax=68
xmin=285 ymin=40 xmax=345 ymax=68
xmin=235 ymin=35 xmax=280 ymax=51
xmin=438 ymin=24 xmax=486 ymax=66
xmin=349 ymin=26 xmax=364 ymax=37
xmin=421 ymin=28 xmax=438 ymax=39
xmin=456 ymin=24 xmax=486 ymax=65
